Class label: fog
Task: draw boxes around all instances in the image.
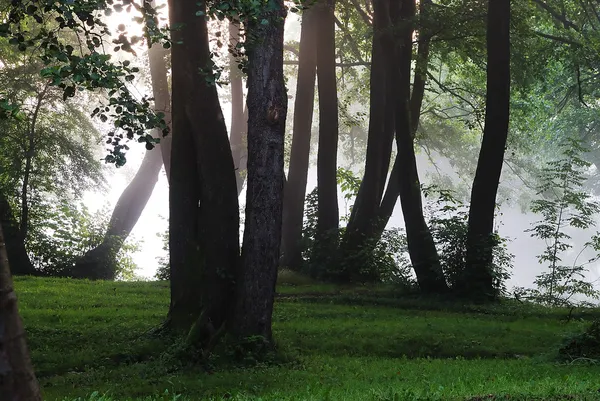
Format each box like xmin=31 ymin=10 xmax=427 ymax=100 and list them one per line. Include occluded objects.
xmin=79 ymin=11 xmax=600 ymax=304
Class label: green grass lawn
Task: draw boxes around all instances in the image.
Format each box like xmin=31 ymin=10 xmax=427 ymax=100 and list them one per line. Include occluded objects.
xmin=14 ymin=276 xmax=600 ymax=400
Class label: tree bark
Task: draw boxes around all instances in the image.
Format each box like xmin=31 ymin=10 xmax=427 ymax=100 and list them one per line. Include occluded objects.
xmin=313 ymin=0 xmax=340 ymax=272
xmin=340 ymin=1 xmax=395 ymax=281
xmin=229 ymin=22 xmax=248 ymax=196
xmin=70 ymin=41 xmax=171 ymax=280
xmin=390 ymin=0 xmax=448 ymax=294
xmin=168 ymin=0 xmax=239 ymax=335
xmin=0 ymin=221 xmax=42 ymax=401
xmin=0 ymin=190 xmax=35 ymax=276
xmin=280 ymin=5 xmax=318 ymax=270
xmin=374 ymin=0 xmax=431 ymax=237
xmin=460 ymin=0 xmax=510 ymax=301
xmin=232 ymin=1 xmax=287 ymax=342
xmin=340 ymin=0 xmax=435 ymax=285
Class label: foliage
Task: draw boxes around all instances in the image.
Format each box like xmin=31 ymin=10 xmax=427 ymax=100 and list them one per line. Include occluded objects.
xmin=424 ymin=185 xmax=513 ymax=297
xmin=559 ymin=320 xmax=600 ymax=363
xmin=14 ymin=277 xmax=600 ymax=400
xmin=26 ymin=201 xmax=140 ymax=279
xmin=0 ymin=0 xmax=171 ymax=166
xmin=524 ymin=138 xmax=600 ymax=307
xmin=154 ymin=226 xmax=169 ymax=281
xmin=301 ymin=168 xmax=413 ymax=285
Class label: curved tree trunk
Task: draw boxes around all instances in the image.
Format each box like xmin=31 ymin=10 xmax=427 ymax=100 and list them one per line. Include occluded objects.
xmin=340 ymin=2 xmax=395 ymax=281
xmin=229 ymin=22 xmax=248 ymax=196
xmin=341 ymin=0 xmax=442 ymax=291
xmin=313 ymin=0 xmax=340 ymax=274
xmin=70 ymin=42 xmax=171 ymax=280
xmin=167 ymin=0 xmax=239 ymax=335
xmin=459 ymin=0 xmax=510 ymax=301
xmin=0 ymin=221 xmax=42 ymax=401
xmin=280 ymin=5 xmax=318 ymax=270
xmin=0 ymin=190 xmax=36 ymax=276
xmin=390 ymin=0 xmax=447 ymax=294
xmin=232 ymin=1 xmax=288 ymax=342
xmin=374 ymin=0 xmax=431 ymax=237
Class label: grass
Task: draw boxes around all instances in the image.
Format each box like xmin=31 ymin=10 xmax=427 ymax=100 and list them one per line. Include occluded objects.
xmin=14 ymin=276 xmax=600 ymax=400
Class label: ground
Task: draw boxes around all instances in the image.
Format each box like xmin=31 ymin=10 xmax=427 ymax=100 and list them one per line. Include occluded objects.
xmin=15 ymin=276 xmax=600 ymax=400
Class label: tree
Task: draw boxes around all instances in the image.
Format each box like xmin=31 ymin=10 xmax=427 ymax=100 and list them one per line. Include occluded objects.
xmin=457 ymin=0 xmax=510 ymax=301
xmin=167 ymin=0 xmax=240 ymax=336
xmin=339 ymin=0 xmax=445 ymax=292
xmin=0 ymin=55 xmax=105 ymax=277
xmin=281 ymin=5 xmax=318 ymax=270
xmin=340 ymin=0 xmax=395 ymax=281
xmin=390 ymin=0 xmax=447 ymax=293
xmin=0 ymin=188 xmax=35 ymax=276
xmin=0 ymin=221 xmax=41 ymax=400
xmin=71 ymin=42 xmax=171 ymax=280
xmin=313 ymin=0 xmax=340 ymax=271
xmin=232 ymin=0 xmax=288 ymax=341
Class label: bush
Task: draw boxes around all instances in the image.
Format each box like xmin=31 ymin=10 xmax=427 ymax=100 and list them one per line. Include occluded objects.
xmin=27 ymin=199 xmax=140 ymax=279
xmin=300 ymin=168 xmax=414 ymax=286
xmin=559 ymin=320 xmax=600 ymax=362
xmin=424 ymin=185 xmax=513 ymax=297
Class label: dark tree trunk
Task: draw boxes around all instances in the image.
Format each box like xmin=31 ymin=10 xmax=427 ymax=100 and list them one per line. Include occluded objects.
xmin=0 ymin=191 xmax=35 ymax=276
xmin=229 ymin=22 xmax=248 ymax=196
xmin=280 ymin=5 xmax=318 ymax=270
xmin=459 ymin=0 xmax=510 ymax=301
xmin=340 ymin=0 xmax=434 ymax=285
xmin=340 ymin=2 xmax=395 ymax=281
xmin=374 ymin=0 xmax=431 ymax=237
xmin=390 ymin=0 xmax=447 ymax=294
xmin=313 ymin=0 xmax=340 ymax=272
xmin=168 ymin=0 xmax=239 ymax=335
xmin=71 ymin=42 xmax=170 ymax=280
xmin=232 ymin=1 xmax=287 ymax=342
xmin=0 ymin=221 xmax=42 ymax=401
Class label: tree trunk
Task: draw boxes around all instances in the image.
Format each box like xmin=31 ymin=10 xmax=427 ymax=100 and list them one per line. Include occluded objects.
xmin=20 ymin=84 xmax=48 ymax=243
xmin=0 ymin=221 xmax=42 ymax=401
xmin=232 ymin=2 xmax=287 ymax=342
xmin=390 ymin=0 xmax=448 ymax=294
xmin=460 ymin=0 xmax=510 ymax=301
xmin=0 ymin=191 xmax=35 ymax=276
xmin=229 ymin=22 xmax=248 ymax=196
xmin=168 ymin=0 xmax=239 ymax=335
xmin=340 ymin=2 xmax=395 ymax=281
xmin=374 ymin=0 xmax=431 ymax=237
xmin=280 ymin=5 xmax=318 ymax=270
xmin=313 ymin=0 xmax=340 ymax=273
xmin=70 ymin=41 xmax=171 ymax=280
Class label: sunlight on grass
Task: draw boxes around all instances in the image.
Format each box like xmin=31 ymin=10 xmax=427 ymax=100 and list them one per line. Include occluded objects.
xmin=14 ymin=277 xmax=600 ymax=401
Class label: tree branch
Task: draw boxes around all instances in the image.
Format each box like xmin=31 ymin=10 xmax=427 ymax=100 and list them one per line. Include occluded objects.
xmin=530 ymin=0 xmax=580 ymax=31
xmin=534 ymin=31 xmax=582 ymax=46
xmin=333 ymin=15 xmax=370 ymax=70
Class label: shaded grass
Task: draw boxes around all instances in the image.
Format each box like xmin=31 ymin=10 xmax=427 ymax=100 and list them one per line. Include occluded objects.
xmin=14 ymin=277 xmax=600 ymax=400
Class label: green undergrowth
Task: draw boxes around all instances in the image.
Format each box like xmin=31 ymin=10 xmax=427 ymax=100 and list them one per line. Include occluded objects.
xmin=14 ymin=276 xmax=600 ymax=401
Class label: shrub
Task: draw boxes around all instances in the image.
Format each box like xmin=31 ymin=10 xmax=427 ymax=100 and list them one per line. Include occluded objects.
xmin=424 ymin=185 xmax=513 ymax=297
xmin=27 ymin=200 xmax=140 ymax=279
xmin=558 ymin=320 xmax=600 ymax=362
